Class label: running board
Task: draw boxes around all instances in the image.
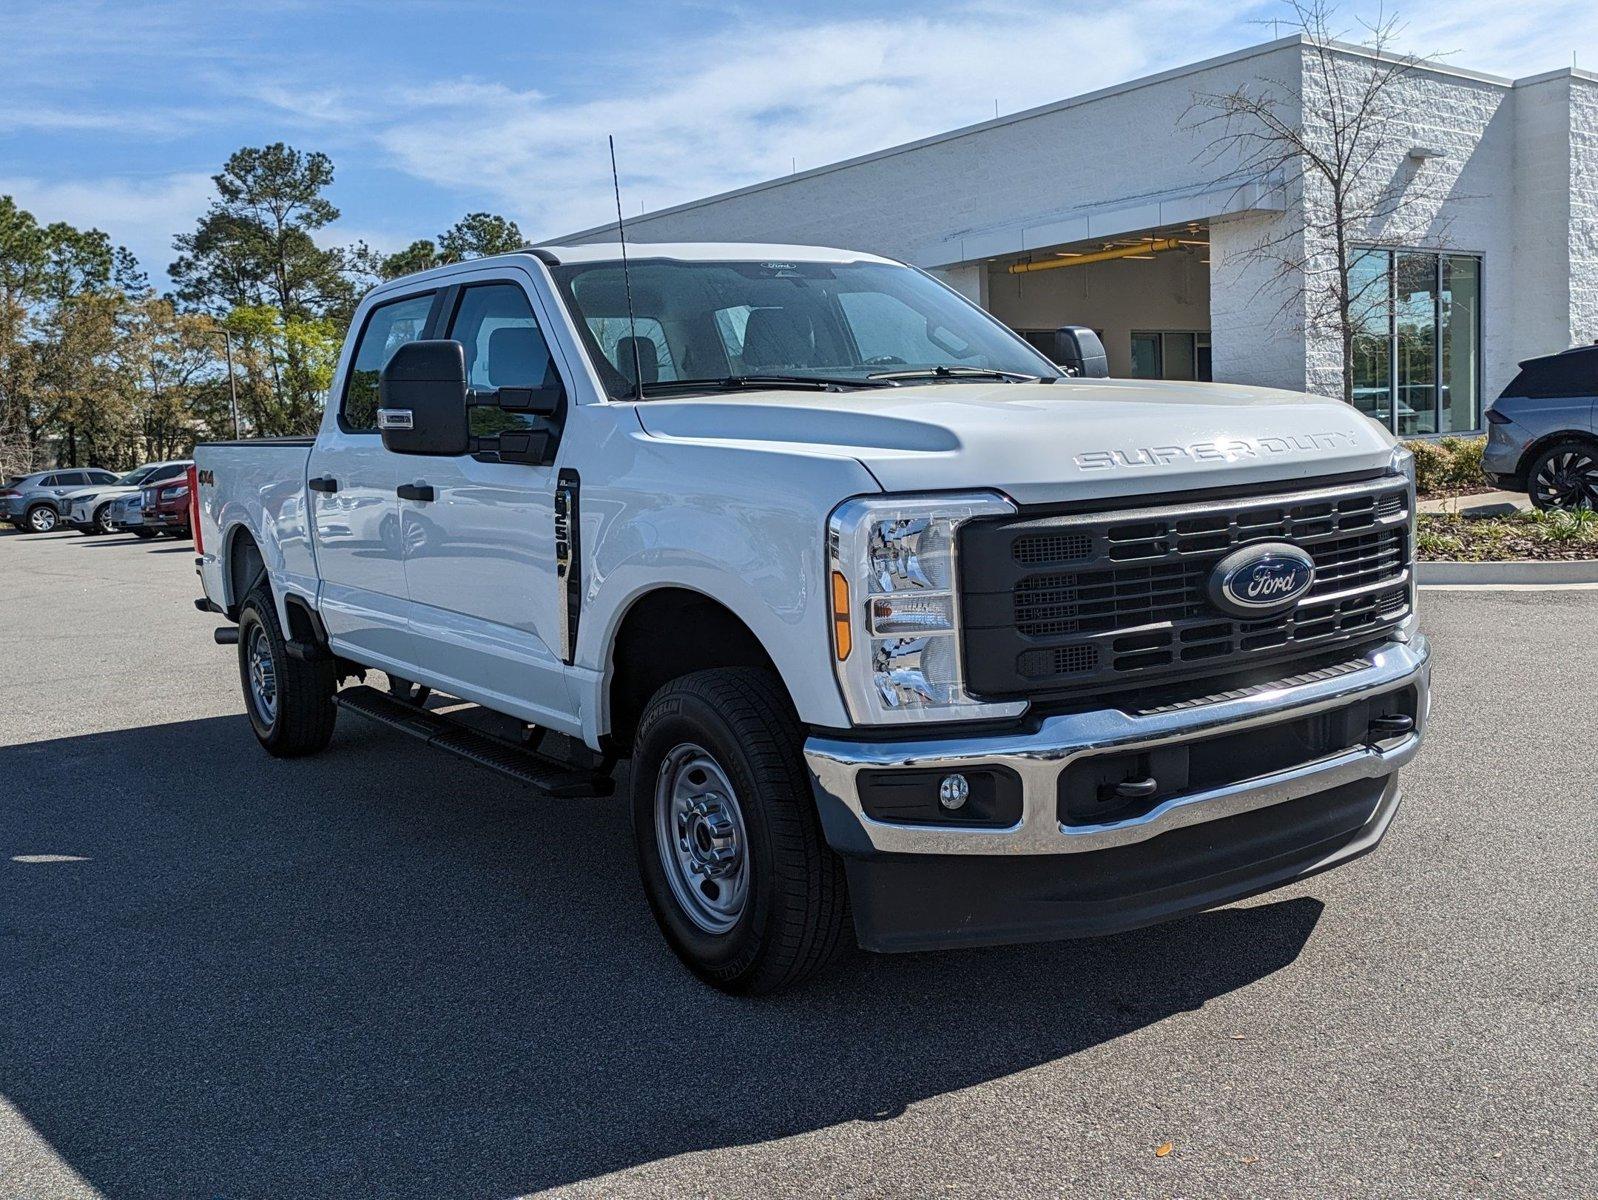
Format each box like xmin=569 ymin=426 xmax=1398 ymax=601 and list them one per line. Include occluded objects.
xmin=333 ymin=685 xmax=614 ymax=798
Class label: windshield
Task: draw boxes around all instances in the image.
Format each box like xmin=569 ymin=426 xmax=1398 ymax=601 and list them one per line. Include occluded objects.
xmin=118 ymin=466 xmax=156 ymax=486
xmin=551 ymin=258 xmax=1061 ymax=398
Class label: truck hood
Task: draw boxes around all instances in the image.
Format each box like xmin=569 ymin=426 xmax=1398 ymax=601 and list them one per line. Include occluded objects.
xmin=632 ymin=378 xmax=1398 ymax=505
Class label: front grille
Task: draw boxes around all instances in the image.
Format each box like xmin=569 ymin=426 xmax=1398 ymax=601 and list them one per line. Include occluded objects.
xmin=960 ymin=476 xmax=1413 ymax=699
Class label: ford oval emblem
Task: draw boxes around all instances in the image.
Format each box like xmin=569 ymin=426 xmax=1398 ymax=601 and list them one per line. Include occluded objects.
xmin=1207 ymin=542 xmax=1316 ymax=617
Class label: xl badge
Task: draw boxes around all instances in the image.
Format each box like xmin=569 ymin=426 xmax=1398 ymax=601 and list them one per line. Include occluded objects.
xmin=1207 ymin=542 xmax=1316 ymax=617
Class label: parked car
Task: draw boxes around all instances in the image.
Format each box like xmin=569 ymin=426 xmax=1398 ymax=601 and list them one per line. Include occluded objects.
xmin=1483 ymin=344 xmax=1598 ymax=509
xmin=63 ymin=460 xmax=192 ymax=535
xmin=194 ymin=242 xmax=1430 ymax=994
xmin=141 ymin=470 xmax=194 ymax=537
xmin=0 ymin=467 xmax=121 ymax=532
xmin=106 ymin=491 xmax=154 ymax=537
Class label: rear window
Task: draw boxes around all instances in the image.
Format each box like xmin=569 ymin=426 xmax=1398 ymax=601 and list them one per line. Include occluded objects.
xmin=1503 ymin=349 xmax=1598 ymax=399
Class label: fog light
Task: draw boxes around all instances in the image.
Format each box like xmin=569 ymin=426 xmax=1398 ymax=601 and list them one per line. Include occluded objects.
xmin=938 ymin=773 xmax=970 ymax=810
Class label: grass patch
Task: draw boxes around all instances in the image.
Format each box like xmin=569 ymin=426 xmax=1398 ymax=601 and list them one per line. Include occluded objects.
xmin=1417 ymin=508 xmax=1598 ymax=561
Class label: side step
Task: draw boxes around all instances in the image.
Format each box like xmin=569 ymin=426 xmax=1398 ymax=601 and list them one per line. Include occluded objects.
xmin=333 ymin=685 xmax=614 ymax=799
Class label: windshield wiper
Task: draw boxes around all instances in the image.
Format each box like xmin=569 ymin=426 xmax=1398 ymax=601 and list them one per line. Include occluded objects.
xmin=867 ymin=365 xmax=1042 ymax=383
xmin=635 ymin=374 xmax=897 ymax=397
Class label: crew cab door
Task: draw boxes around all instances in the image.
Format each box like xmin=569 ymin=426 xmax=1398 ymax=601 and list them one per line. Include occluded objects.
xmin=398 ymin=271 xmax=573 ymax=727
xmin=308 ymin=288 xmax=440 ymax=668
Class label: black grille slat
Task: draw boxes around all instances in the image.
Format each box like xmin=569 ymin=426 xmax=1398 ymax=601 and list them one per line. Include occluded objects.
xmin=960 ymin=478 xmax=1413 ymax=699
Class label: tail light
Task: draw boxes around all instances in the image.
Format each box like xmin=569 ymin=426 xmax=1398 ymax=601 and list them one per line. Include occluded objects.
xmin=0 ymin=488 xmax=18 ymax=498
xmin=187 ymin=463 xmax=203 ymax=554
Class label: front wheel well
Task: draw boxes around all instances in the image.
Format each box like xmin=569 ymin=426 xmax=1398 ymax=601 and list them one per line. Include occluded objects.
xmin=605 ymin=589 xmax=784 ymax=756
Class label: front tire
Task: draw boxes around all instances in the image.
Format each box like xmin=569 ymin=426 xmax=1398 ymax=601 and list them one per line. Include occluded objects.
xmin=237 ymin=585 xmax=337 ymax=757
xmin=631 ymin=668 xmax=849 ymax=994
xmin=94 ymin=504 xmax=115 ymax=535
xmin=25 ymin=505 xmax=57 ymax=533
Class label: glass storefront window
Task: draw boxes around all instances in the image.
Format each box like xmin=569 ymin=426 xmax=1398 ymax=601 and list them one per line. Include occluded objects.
xmin=1441 ymin=256 xmax=1481 ymax=433
xmin=1395 ymin=252 xmax=1439 ymax=436
xmin=1349 ymin=248 xmax=1393 ymax=426
xmin=1348 ymin=247 xmax=1481 ymax=433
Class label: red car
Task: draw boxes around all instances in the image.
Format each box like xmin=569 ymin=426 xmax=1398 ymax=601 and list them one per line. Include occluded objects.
xmin=142 ymin=472 xmax=194 ymax=537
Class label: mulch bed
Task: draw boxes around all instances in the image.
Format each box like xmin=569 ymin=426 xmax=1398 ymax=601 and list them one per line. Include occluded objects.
xmin=1417 ymin=513 xmax=1598 ymax=562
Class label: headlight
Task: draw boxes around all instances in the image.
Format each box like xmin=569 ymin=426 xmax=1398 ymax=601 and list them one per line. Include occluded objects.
xmin=828 ymin=492 xmax=1027 ymax=725
xmin=1389 ymin=444 xmax=1415 ymax=489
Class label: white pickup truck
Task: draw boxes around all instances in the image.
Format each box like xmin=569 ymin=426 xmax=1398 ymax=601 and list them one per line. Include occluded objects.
xmin=194 ymin=242 xmax=1430 ymax=993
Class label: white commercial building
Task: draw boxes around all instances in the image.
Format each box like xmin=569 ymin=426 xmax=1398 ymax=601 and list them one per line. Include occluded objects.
xmin=561 ymin=36 xmax=1598 ymax=436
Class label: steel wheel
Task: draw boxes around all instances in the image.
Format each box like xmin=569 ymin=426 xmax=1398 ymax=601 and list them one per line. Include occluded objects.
xmin=27 ymin=506 xmax=57 ymax=533
xmin=245 ymin=623 xmax=279 ymax=725
xmin=654 ymin=742 xmax=751 ymax=935
xmin=1530 ymin=443 xmax=1598 ymax=511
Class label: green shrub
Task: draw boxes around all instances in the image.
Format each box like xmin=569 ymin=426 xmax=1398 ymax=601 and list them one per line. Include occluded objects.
xmin=1406 ymin=439 xmax=1452 ymax=493
xmin=1405 ymin=436 xmax=1487 ymax=493
xmin=1437 ymin=436 xmax=1486 ymax=486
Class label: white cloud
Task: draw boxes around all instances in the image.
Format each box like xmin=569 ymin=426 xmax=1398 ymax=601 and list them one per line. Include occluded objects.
xmin=0 ymin=173 xmax=215 ymax=279
xmin=368 ymin=1 xmax=1246 ymax=239
xmin=356 ymin=0 xmax=1598 ymax=243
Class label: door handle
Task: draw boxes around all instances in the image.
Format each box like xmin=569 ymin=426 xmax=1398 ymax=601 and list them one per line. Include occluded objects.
xmin=308 ymin=476 xmax=338 ymax=494
xmin=396 ymin=483 xmax=435 ymax=502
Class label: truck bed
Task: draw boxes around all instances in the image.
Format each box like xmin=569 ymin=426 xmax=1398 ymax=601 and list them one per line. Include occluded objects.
xmin=195 ymin=437 xmax=318 ymax=615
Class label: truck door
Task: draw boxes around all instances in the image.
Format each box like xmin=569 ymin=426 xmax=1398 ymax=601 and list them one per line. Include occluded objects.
xmin=398 ymin=271 xmax=572 ymax=728
xmin=308 ymin=288 xmax=439 ymax=669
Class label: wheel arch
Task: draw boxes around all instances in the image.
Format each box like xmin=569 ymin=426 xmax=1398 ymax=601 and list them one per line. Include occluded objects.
xmin=602 ymin=586 xmax=787 ymax=756
xmin=1517 ymin=429 xmax=1598 ymax=479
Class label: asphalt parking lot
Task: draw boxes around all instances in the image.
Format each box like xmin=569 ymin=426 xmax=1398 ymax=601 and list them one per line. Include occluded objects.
xmin=1 ymin=526 xmax=1594 ymax=1199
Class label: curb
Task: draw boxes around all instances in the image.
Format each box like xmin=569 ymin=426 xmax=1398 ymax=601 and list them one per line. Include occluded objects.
xmin=1417 ymin=559 xmax=1598 ymax=586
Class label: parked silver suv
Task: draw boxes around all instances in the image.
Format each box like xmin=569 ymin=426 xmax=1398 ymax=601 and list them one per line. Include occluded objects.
xmin=0 ymin=468 xmax=121 ymax=532
xmin=1483 ymin=345 xmax=1598 ymax=510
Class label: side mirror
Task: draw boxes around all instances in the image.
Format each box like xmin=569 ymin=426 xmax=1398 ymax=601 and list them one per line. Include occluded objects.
xmin=378 ymin=340 xmax=470 ymax=456
xmin=1053 ymin=326 xmax=1109 ymax=378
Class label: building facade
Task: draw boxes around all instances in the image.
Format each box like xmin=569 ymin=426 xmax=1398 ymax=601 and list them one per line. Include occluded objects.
xmin=560 ymin=36 xmax=1598 ymax=435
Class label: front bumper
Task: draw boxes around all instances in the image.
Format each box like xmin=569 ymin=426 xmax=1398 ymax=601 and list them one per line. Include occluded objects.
xmin=805 ymin=635 xmax=1430 ymax=951
xmin=144 ymin=508 xmax=188 ymax=531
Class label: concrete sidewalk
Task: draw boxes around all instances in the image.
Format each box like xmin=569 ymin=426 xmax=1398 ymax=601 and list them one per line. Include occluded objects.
xmin=1416 ymin=488 xmax=1531 ymax=517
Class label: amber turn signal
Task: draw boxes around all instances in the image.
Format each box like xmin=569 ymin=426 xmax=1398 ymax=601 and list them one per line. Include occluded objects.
xmin=830 ymin=571 xmax=852 ymax=660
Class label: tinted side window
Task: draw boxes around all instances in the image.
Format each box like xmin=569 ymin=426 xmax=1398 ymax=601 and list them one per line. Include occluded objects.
xmin=89 ymin=470 xmax=119 ymax=484
xmin=448 ymin=283 xmax=556 ymax=390
xmin=341 ymin=293 xmax=436 ymax=431
xmin=150 ymin=464 xmax=186 ymax=483
xmin=57 ymin=472 xmax=88 ymax=486
xmin=36 ymin=474 xmax=60 ymax=487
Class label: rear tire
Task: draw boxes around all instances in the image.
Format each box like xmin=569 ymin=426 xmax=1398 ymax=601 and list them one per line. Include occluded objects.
xmin=631 ymin=667 xmax=849 ymax=994
xmin=237 ymin=585 xmax=337 ymax=757
xmin=25 ymin=505 xmax=57 ymax=533
xmin=1527 ymin=439 xmax=1598 ymax=511
xmin=133 ymin=528 xmax=156 ymax=539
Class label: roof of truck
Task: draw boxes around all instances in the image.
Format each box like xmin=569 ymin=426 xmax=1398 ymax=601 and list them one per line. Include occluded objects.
xmin=535 ymin=242 xmax=899 ymax=266
xmin=363 ymin=242 xmax=902 ymax=301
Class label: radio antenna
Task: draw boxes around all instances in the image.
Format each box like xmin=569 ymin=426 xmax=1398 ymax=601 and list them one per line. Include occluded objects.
xmin=609 ymin=135 xmax=646 ymax=401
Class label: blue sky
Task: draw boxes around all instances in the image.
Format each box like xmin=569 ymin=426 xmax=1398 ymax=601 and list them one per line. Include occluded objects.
xmin=4 ymin=0 xmax=1595 ymax=285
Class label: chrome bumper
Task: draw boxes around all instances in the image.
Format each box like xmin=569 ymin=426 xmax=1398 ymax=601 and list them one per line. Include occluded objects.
xmin=805 ymin=635 xmax=1430 ymax=857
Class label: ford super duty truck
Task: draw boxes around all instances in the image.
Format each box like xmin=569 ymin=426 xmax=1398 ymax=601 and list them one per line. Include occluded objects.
xmin=193 ymin=242 xmax=1430 ymax=994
